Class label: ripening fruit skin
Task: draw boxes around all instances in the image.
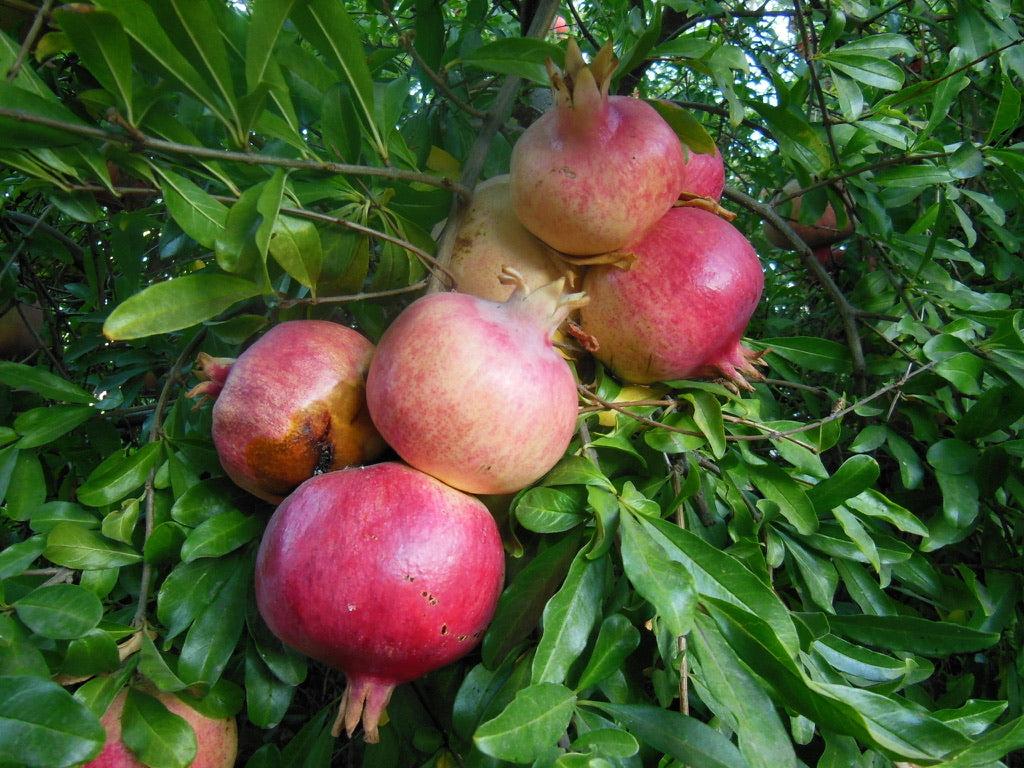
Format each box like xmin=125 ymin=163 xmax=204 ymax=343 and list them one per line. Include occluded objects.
xmin=365 ymin=271 xmax=586 ymax=495
xmin=189 ymin=320 xmax=385 ymax=504
xmin=0 ymin=302 xmax=44 ymax=359
xmin=447 ymin=175 xmax=570 ymax=302
xmin=254 ymin=462 xmax=505 ymax=743
xmin=580 ymin=206 xmax=765 ymax=387
xmin=763 ymin=180 xmax=855 ymax=252
xmin=509 ymin=40 xmax=686 ymax=256
xmin=680 ymin=144 xmax=726 ymax=201
xmin=82 ymin=687 xmax=237 ymax=768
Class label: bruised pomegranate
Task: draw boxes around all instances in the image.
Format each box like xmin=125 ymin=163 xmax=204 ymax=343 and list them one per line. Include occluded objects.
xmin=580 ymin=206 xmax=764 ymax=386
xmin=367 ymin=268 xmax=585 ymax=495
xmin=509 ymin=39 xmax=686 ymax=256
xmin=83 ymin=685 xmax=237 ymax=768
xmin=255 ymin=462 xmax=505 ymax=743
xmin=189 ymin=320 xmax=385 ymax=504
xmin=763 ymin=180 xmax=855 ymax=258
xmin=447 ymin=175 xmax=572 ymax=302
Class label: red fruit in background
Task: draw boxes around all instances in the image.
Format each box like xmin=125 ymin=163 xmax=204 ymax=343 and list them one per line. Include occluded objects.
xmin=254 ymin=462 xmax=505 ymax=743
xmin=680 ymin=144 xmax=726 ymax=201
xmin=763 ymin=180 xmax=855 ymax=251
xmin=580 ymin=206 xmax=765 ymax=386
xmin=509 ymin=39 xmax=686 ymax=255
xmin=188 ymin=320 xmax=385 ymax=504
xmin=446 ymin=175 xmax=572 ymax=302
xmin=0 ymin=302 xmax=44 ymax=359
xmin=82 ymin=686 xmax=237 ymax=768
xmin=366 ymin=269 xmax=586 ymax=495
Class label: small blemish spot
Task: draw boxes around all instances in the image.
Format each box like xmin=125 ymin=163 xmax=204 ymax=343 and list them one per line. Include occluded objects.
xmin=440 ymin=624 xmax=448 ymax=635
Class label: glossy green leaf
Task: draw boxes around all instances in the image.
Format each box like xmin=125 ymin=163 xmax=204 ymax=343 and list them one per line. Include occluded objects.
xmin=806 ymin=455 xmax=880 ymax=514
xmin=76 ymin=441 xmax=162 ymax=507
xmin=747 ymin=102 xmax=830 ymax=175
xmin=121 ymin=688 xmax=198 ymax=768
xmin=246 ymin=0 xmax=297 ymax=91
xmin=0 ymin=83 xmax=88 ymax=148
xmin=823 ymin=54 xmax=904 ymax=90
xmin=157 ymin=168 xmax=228 ymax=249
xmin=683 ymin=390 xmax=726 ymax=458
xmin=648 ymin=100 xmax=717 ymax=155
xmin=177 ymin=553 xmax=250 ymax=685
xmin=935 ymin=714 xmax=1024 ymax=767
xmin=101 ymin=498 xmax=140 ymax=544
xmin=619 ymin=512 xmax=696 ymax=637
xmin=747 ymin=462 xmax=818 ymax=534
xmin=0 ymin=362 xmax=96 ymax=403
xmin=812 ymin=634 xmax=918 ymax=684
xmin=827 ymin=614 xmax=999 ymax=657
xmin=568 ymin=727 xmax=639 ymax=759
xmin=757 ymin=337 xmax=853 ymax=373
xmin=987 ymin=76 xmax=1022 ymax=144
xmin=474 ymin=682 xmax=576 ymax=763
xmin=157 ymin=556 xmax=240 ymax=639
xmin=542 ymin=455 xmax=616 ymax=492
xmin=586 ymin=702 xmax=749 ymax=768
xmin=4 ymin=449 xmax=44 ymax=521
xmin=532 ymin=549 xmax=605 ymax=685
xmin=575 ymin=614 xmax=640 ymax=692
xmin=0 ymin=676 xmax=105 ymax=768
xmin=460 ymin=37 xmax=565 ymax=85
xmin=102 ymin=273 xmax=262 ymax=340
xmin=269 ymin=214 xmax=322 ymax=291
xmin=62 ymin=629 xmax=121 ymax=677
xmin=515 ymin=486 xmax=587 ymax=533
xmin=14 ymin=583 xmax=103 ymax=640
xmin=0 ymin=536 xmax=46 ymax=579
xmin=180 ymin=509 xmax=261 ymax=562
xmin=244 ymin=642 xmax=295 ymax=729
xmin=844 ymin=489 xmax=929 ymax=537
xmin=44 ymin=522 xmax=143 ymax=569
xmin=0 ymin=614 xmax=49 ymax=677
xmin=13 ymin=405 xmax=94 ymax=449
xmin=55 ymin=8 xmax=135 ymax=123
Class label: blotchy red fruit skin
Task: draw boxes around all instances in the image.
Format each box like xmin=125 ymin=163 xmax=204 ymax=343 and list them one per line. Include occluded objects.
xmin=365 ymin=274 xmax=584 ymax=495
xmin=509 ymin=41 xmax=686 ymax=256
xmin=254 ymin=462 xmax=505 ymax=743
xmin=680 ymin=144 xmax=726 ymax=201
xmin=82 ymin=687 xmax=237 ymax=768
xmin=580 ymin=206 xmax=764 ymax=386
xmin=195 ymin=320 xmax=386 ymax=504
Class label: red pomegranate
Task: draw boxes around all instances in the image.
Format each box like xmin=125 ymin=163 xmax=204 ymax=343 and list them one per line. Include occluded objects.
xmin=446 ymin=175 xmax=572 ymax=302
xmin=509 ymin=39 xmax=687 ymax=255
xmin=763 ymin=180 xmax=855 ymax=259
xmin=680 ymin=144 xmax=725 ymax=201
xmin=188 ymin=320 xmax=385 ymax=504
xmin=366 ymin=268 xmax=585 ymax=495
xmin=83 ymin=685 xmax=236 ymax=768
xmin=254 ymin=462 xmax=505 ymax=743
xmin=580 ymin=206 xmax=765 ymax=386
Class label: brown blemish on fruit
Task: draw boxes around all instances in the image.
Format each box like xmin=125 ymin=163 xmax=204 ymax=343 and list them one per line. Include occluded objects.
xmin=440 ymin=624 xmax=448 ymax=635
xmin=420 ymin=591 xmax=438 ymax=606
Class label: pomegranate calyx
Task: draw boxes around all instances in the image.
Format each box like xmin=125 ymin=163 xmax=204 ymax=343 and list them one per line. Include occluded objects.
xmin=332 ymin=675 xmax=395 ymax=743
xmin=549 ymin=39 xmax=617 ymax=135
xmin=500 ymin=266 xmax=588 ymax=336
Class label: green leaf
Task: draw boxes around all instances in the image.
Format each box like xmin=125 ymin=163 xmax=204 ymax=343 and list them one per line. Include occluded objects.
xmin=683 ymin=390 xmax=726 ymax=458
xmin=747 ymin=102 xmax=830 ymax=175
xmin=102 ymin=499 xmax=140 ymax=544
xmin=747 ymin=462 xmax=818 ymax=534
xmin=0 ymin=536 xmax=46 ymax=579
xmin=824 ymin=54 xmax=905 ymax=90
xmin=585 ymin=702 xmax=749 ymax=768
xmin=619 ymin=512 xmax=696 ymax=637
xmin=55 ymin=8 xmax=135 ymax=123
xmin=987 ymin=76 xmax=1022 ymax=144
xmin=514 ymin=487 xmax=586 ymax=534
xmin=756 ymin=337 xmax=853 ymax=373
xmin=569 ymin=727 xmax=639 ymax=759
xmin=170 ymin=478 xmax=247 ymax=527
xmin=459 ymin=37 xmax=565 ymax=85
xmin=542 ymin=455 xmax=616 ymax=492
xmin=76 ymin=441 xmax=163 ymax=507
xmin=158 ymin=557 xmax=239 ymax=639
xmin=827 ymin=614 xmax=1000 ymax=657
xmin=269 ymin=214 xmax=323 ymax=291
xmin=180 ymin=509 xmax=261 ymax=562
xmin=806 ymin=455 xmax=880 ymax=514
xmin=102 ymin=273 xmax=262 ymax=340
xmin=13 ymin=405 xmax=94 ymax=449
xmin=0 ymin=362 xmax=97 ymax=403
xmin=0 ymin=676 xmax=105 ymax=768
xmin=844 ymin=489 xmax=929 ymax=537
xmin=4 ymin=449 xmax=45 ymax=521
xmin=648 ymin=100 xmax=717 ymax=155
xmin=121 ymin=688 xmax=198 ymax=768
xmin=246 ymin=0 xmax=297 ymax=92
xmin=177 ymin=553 xmax=250 ymax=685
xmin=0 ymin=614 xmax=49 ymax=677
xmin=62 ymin=629 xmax=121 ymax=678
xmin=14 ymin=583 xmax=104 ymax=640
xmin=935 ymin=714 xmax=1024 ymax=767
xmin=44 ymin=522 xmax=144 ymax=569
xmin=575 ymin=614 xmax=640 ymax=691
xmin=157 ymin=169 xmax=228 ymax=249
xmin=245 ymin=642 xmax=295 ymax=729
xmin=474 ymin=682 xmax=576 ymax=763
xmin=0 ymin=82 xmax=88 ymax=148
xmin=532 ymin=550 xmax=605 ymax=685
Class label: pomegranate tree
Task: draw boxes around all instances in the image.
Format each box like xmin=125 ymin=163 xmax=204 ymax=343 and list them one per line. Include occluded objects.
xmin=254 ymin=462 xmax=505 ymax=743
xmin=82 ymin=685 xmax=237 ymax=768
xmin=366 ymin=268 xmax=586 ymax=495
xmin=447 ymin=175 xmax=571 ymax=302
xmin=509 ymin=39 xmax=686 ymax=255
xmin=188 ymin=320 xmax=385 ymax=504
xmin=580 ymin=206 xmax=764 ymax=386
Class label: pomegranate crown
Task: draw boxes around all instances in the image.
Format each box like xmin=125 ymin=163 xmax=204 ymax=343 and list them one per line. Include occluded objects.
xmin=546 ymin=38 xmax=617 ymax=113
xmin=498 ymin=266 xmax=588 ymax=338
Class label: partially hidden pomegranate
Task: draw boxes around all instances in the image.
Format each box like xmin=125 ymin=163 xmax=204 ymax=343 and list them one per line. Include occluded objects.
xmin=679 ymin=143 xmax=725 ymax=201
xmin=446 ymin=175 xmax=573 ymax=302
xmin=188 ymin=320 xmax=385 ymax=504
xmin=509 ymin=39 xmax=687 ymax=256
xmin=580 ymin=206 xmax=765 ymax=387
xmin=763 ymin=180 xmax=855 ymax=260
xmin=83 ymin=685 xmax=237 ymax=768
xmin=366 ymin=268 xmax=585 ymax=495
xmin=254 ymin=462 xmax=505 ymax=743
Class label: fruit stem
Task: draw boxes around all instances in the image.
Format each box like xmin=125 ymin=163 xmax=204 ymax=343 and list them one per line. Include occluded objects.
xmin=499 ymin=266 xmax=588 ymax=337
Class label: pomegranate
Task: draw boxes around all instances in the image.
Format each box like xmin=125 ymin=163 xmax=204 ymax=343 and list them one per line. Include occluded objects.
xmin=188 ymin=320 xmax=385 ymax=504
xmin=83 ymin=685 xmax=237 ymax=768
xmin=0 ymin=302 xmax=44 ymax=359
xmin=580 ymin=206 xmax=764 ymax=386
xmin=446 ymin=175 xmax=572 ymax=302
xmin=509 ymin=39 xmax=687 ymax=256
xmin=763 ymin=180 xmax=855 ymax=259
xmin=366 ymin=268 xmax=585 ymax=495
xmin=254 ymin=462 xmax=505 ymax=743
xmin=679 ymin=144 xmax=725 ymax=201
